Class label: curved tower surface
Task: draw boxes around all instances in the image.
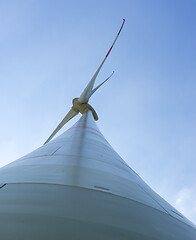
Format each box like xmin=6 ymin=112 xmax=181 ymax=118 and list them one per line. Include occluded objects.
xmin=0 ymin=111 xmax=195 ymax=239
xmin=0 ymin=19 xmax=195 ymax=239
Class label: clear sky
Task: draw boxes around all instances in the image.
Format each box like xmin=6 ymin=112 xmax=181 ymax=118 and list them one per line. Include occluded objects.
xmin=0 ymin=0 xmax=196 ymax=224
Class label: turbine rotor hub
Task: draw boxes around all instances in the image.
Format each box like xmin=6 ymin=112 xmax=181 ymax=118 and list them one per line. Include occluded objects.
xmin=72 ymin=98 xmax=98 ymax=121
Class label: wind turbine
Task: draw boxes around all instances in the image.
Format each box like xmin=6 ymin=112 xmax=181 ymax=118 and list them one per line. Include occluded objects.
xmin=44 ymin=19 xmax=125 ymax=145
xmin=0 ymin=19 xmax=195 ymax=240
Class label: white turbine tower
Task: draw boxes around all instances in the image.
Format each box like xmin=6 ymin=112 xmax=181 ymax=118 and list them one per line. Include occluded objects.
xmin=0 ymin=19 xmax=195 ymax=240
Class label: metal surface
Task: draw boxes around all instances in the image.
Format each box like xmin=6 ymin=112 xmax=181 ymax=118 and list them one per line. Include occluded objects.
xmin=0 ymin=111 xmax=195 ymax=239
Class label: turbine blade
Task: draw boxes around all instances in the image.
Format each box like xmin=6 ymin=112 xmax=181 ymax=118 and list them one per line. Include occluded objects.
xmin=89 ymin=71 xmax=114 ymax=98
xmin=78 ymin=19 xmax=125 ymax=103
xmin=44 ymin=108 xmax=78 ymax=144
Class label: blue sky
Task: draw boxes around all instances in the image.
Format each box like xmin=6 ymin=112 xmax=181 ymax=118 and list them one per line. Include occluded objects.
xmin=0 ymin=0 xmax=196 ymax=224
